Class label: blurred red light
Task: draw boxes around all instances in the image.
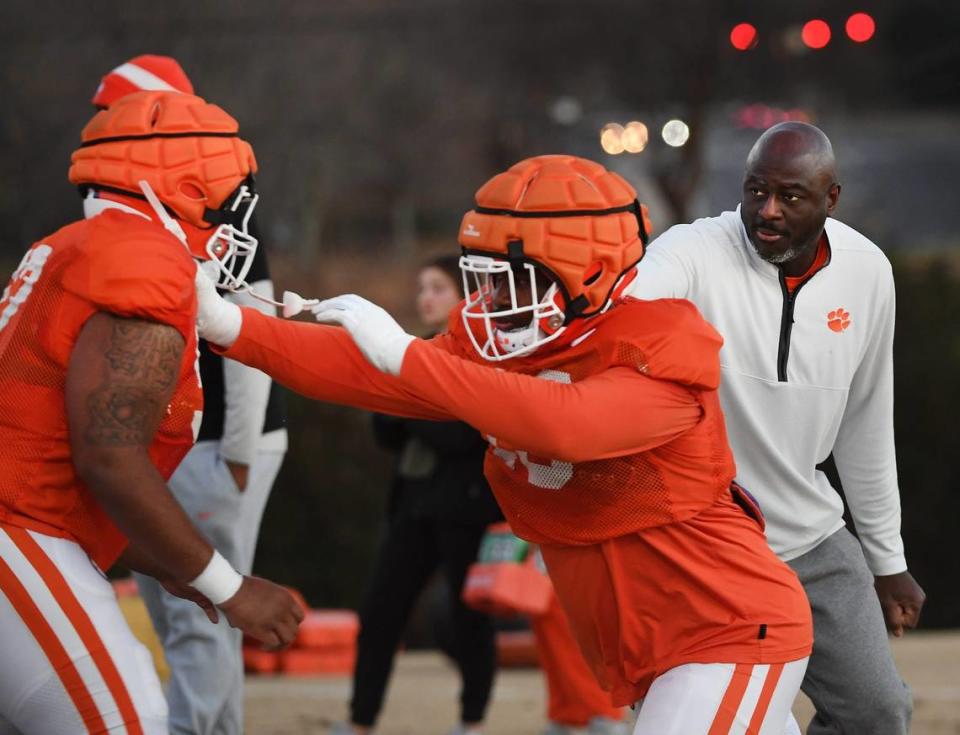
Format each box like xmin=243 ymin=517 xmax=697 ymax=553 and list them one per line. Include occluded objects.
xmin=730 ymin=23 xmax=758 ymax=51
xmin=734 ymin=104 xmax=814 ymax=129
xmin=801 ymin=19 xmax=832 ymax=49
xmin=846 ymin=12 xmax=876 ymax=42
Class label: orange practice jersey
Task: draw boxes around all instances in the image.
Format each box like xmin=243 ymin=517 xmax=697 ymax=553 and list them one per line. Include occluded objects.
xmin=0 ymin=209 xmax=202 ymax=570
xmin=219 ymin=297 xmax=812 ymax=702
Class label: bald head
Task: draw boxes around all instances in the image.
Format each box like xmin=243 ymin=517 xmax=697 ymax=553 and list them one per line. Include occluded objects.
xmin=747 ymin=122 xmax=837 ymax=185
xmin=740 ymin=122 xmax=842 ymax=274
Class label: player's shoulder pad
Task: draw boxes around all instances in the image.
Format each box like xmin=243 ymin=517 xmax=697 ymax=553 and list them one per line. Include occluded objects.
xmin=62 ymin=210 xmax=196 ymax=330
xmin=599 ymin=297 xmax=723 ymax=391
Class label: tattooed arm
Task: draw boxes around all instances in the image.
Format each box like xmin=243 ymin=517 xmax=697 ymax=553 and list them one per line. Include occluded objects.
xmin=66 ymin=312 xmax=303 ymax=647
xmin=66 ymin=312 xmax=213 ymax=582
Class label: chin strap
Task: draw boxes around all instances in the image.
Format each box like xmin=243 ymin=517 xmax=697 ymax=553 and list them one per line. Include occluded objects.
xmin=138 ymin=180 xmax=189 ymax=249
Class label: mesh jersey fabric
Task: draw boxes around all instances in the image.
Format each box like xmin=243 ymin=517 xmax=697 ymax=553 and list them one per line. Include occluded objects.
xmin=0 ymin=210 xmax=202 ymax=569
xmin=428 ymin=297 xmax=736 ymax=545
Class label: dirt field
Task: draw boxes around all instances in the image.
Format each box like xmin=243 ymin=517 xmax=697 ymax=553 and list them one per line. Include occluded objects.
xmin=245 ymin=630 xmax=960 ymax=735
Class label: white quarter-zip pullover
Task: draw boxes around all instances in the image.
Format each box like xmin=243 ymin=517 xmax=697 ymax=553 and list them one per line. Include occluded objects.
xmin=627 ymin=208 xmax=905 ymax=575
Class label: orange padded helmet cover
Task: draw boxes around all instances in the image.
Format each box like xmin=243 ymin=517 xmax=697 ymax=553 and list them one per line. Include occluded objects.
xmin=68 ymin=90 xmax=257 ymax=230
xmin=458 ymin=155 xmax=651 ymax=317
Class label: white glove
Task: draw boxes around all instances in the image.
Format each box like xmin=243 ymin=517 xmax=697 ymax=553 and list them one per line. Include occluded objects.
xmin=311 ymin=294 xmax=415 ymax=375
xmin=195 ymin=260 xmax=242 ymax=347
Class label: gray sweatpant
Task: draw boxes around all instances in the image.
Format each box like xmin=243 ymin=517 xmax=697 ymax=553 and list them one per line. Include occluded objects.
xmin=135 ymin=440 xmax=284 ymax=735
xmin=787 ymin=528 xmax=912 ymax=735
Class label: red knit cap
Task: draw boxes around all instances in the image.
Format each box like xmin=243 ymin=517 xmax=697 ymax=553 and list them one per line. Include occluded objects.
xmin=91 ymin=54 xmax=194 ymax=108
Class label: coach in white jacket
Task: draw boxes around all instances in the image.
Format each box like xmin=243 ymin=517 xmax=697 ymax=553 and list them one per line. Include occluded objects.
xmin=627 ymin=122 xmax=924 ymax=734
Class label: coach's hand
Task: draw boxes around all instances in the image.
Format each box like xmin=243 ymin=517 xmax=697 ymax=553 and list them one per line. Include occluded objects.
xmin=219 ymin=576 xmax=304 ymax=649
xmin=875 ymin=570 xmax=926 ymax=637
xmin=312 ymin=294 xmax=415 ymax=375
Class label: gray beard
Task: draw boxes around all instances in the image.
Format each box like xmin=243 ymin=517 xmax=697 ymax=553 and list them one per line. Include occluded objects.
xmin=753 ymin=241 xmax=801 ymax=265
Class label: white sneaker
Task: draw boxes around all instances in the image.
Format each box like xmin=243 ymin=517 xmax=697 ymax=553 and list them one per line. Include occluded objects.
xmin=586 ymin=717 xmax=629 ymax=735
xmin=447 ymin=726 xmax=483 ymax=735
xmin=330 ymin=723 xmax=362 ymax=735
xmin=540 ymin=723 xmax=576 ymax=735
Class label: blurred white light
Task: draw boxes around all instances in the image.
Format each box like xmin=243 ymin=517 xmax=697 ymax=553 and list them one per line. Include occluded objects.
xmin=600 ymin=123 xmax=625 ymax=155
xmin=662 ymin=119 xmax=690 ymax=147
xmin=622 ymin=121 xmax=649 ymax=153
xmin=550 ymin=96 xmax=583 ymax=126
xmin=783 ymin=25 xmax=808 ymax=56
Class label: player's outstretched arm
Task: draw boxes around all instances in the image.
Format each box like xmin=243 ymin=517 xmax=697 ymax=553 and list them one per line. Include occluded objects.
xmin=196 ymin=266 xmax=452 ymax=420
xmin=311 ymin=294 xmax=704 ymax=462
xmin=66 ymin=312 xmax=302 ymax=647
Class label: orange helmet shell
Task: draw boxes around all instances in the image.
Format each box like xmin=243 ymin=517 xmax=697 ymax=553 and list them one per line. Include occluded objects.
xmin=458 ymin=155 xmax=651 ymax=318
xmin=68 ymin=90 xmax=257 ymax=230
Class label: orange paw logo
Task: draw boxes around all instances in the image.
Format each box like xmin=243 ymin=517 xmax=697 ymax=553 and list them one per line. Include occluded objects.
xmin=827 ymin=308 xmax=851 ymax=332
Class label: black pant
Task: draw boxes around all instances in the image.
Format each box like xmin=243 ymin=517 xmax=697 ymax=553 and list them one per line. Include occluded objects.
xmin=350 ymin=516 xmax=496 ymax=727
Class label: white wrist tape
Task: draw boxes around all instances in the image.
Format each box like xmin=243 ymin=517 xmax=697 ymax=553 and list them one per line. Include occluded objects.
xmin=189 ymin=550 xmax=243 ymax=606
xmin=203 ymin=299 xmax=243 ymax=348
xmin=195 ymin=260 xmax=243 ymax=347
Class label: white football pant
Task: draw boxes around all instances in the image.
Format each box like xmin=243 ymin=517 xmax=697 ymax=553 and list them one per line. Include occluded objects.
xmin=0 ymin=526 xmax=167 ymax=734
xmin=633 ymin=657 xmax=809 ymax=734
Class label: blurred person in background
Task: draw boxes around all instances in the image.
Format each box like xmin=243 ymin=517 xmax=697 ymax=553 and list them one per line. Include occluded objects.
xmin=92 ymin=56 xmax=290 ymax=735
xmin=195 ymin=155 xmax=816 ymax=734
xmin=333 ymin=255 xmax=503 ymax=735
xmin=626 ymin=121 xmax=925 ymax=734
xmin=0 ymin=89 xmax=300 ymax=735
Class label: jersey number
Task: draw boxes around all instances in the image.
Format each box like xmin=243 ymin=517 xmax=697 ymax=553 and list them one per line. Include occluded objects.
xmin=0 ymin=244 xmax=53 ymax=333
xmin=487 ymin=368 xmax=574 ymax=491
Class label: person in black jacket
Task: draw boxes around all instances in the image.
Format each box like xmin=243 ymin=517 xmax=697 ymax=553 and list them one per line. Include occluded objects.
xmin=333 ymin=256 xmax=502 ymax=735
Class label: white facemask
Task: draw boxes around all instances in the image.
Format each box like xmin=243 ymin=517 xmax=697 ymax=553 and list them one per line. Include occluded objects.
xmin=459 ymin=255 xmax=566 ymax=361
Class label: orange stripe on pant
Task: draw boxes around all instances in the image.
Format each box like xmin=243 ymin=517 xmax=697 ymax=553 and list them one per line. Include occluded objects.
xmin=708 ymin=663 xmax=754 ymax=735
xmin=6 ymin=527 xmax=144 ymax=735
xmin=0 ymin=553 xmax=105 ymax=734
xmin=747 ymin=663 xmax=785 ymax=734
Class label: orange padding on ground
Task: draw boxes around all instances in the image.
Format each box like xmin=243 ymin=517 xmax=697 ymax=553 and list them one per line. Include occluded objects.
xmin=281 ymin=648 xmax=357 ymax=677
xmin=462 ymin=559 xmax=553 ymax=617
xmin=496 ymin=630 xmax=541 ymax=668
xmin=243 ymin=592 xmax=359 ymax=676
xmin=111 ymin=577 xmax=140 ymax=598
xmin=243 ymin=647 xmax=281 ymax=674
xmin=295 ymin=610 xmax=360 ymax=649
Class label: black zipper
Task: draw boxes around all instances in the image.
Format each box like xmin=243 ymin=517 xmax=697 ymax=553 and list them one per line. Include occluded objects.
xmin=776 ymin=271 xmax=799 ymax=382
xmin=775 ymin=239 xmax=832 ymax=382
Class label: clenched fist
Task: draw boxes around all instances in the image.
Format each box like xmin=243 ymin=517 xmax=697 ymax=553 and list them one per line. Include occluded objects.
xmin=219 ymin=576 xmax=304 ymax=649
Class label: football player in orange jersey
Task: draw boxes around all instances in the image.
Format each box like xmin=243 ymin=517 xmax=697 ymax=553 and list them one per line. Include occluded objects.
xmin=196 ymin=155 xmax=814 ymax=733
xmin=0 ymin=90 xmax=302 ymax=735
